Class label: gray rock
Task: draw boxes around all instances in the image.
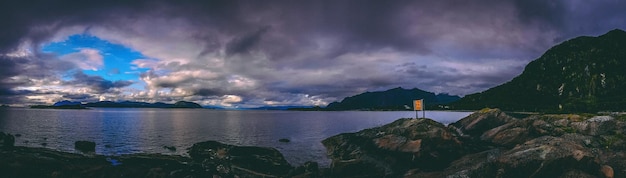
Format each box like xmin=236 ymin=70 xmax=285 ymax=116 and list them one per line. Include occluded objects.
xmin=494 ymin=136 xmax=601 ymax=178
xmin=450 ymin=108 xmax=516 ymax=137
xmin=323 ymin=118 xmax=465 ymax=177
xmin=443 ymin=149 xmax=503 ymax=178
xmin=0 ymin=132 xmax=15 ymax=147
xmin=188 ymin=140 xmax=294 ymax=177
xmin=74 ymin=141 xmax=96 ymax=152
xmin=279 ymin=138 xmax=290 ymax=143
xmin=570 ymin=116 xmax=616 ymax=136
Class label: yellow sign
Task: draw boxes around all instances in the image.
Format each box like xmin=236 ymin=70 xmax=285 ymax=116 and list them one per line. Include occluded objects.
xmin=414 ymin=100 xmax=423 ymax=111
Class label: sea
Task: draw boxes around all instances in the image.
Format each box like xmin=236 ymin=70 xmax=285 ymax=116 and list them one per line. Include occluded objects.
xmin=0 ymin=108 xmax=471 ymax=167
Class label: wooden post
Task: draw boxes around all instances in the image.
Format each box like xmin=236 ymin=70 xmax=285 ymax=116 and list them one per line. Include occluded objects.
xmin=422 ymin=99 xmax=425 ymax=118
xmin=415 ymin=109 xmax=418 ymax=119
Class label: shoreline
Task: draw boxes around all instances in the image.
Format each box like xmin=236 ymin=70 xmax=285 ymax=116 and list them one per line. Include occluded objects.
xmin=4 ymin=108 xmax=625 ymax=177
xmin=0 ymin=136 xmax=327 ymax=177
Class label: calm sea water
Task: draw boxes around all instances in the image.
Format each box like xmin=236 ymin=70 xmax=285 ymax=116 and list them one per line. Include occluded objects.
xmin=0 ymin=108 xmax=471 ymax=167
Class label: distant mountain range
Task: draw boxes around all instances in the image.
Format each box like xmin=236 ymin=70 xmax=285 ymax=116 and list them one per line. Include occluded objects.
xmin=318 ymin=87 xmax=460 ymax=111
xmin=33 ymin=100 xmax=204 ymax=109
xmin=249 ymin=106 xmax=317 ymax=110
xmin=452 ymin=29 xmax=626 ymax=112
xmin=32 ymin=29 xmax=626 ymax=113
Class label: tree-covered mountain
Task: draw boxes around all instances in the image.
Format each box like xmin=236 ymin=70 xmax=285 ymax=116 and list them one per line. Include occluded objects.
xmin=325 ymin=87 xmax=460 ymax=110
xmin=452 ymin=29 xmax=626 ymax=112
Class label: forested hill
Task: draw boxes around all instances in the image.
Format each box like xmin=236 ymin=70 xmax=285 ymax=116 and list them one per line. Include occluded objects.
xmin=452 ymin=29 xmax=626 ymax=112
xmin=325 ymin=87 xmax=460 ymax=110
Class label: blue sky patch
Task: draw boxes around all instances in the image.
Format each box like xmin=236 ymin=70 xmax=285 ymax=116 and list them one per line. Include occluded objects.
xmin=42 ymin=34 xmax=150 ymax=89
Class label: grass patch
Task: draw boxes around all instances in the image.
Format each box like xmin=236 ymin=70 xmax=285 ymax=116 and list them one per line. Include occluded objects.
xmin=561 ymin=127 xmax=577 ymax=133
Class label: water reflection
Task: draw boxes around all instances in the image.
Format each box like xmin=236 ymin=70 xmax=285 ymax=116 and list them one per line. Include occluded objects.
xmin=0 ymin=108 xmax=471 ymax=166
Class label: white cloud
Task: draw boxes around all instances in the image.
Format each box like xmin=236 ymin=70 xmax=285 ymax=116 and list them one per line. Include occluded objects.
xmin=8 ymin=0 xmax=619 ymax=107
xmin=221 ymin=95 xmax=243 ymax=106
xmin=60 ymin=48 xmax=104 ymax=71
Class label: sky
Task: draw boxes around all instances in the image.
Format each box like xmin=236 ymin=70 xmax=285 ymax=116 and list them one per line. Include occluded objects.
xmin=1 ymin=0 xmax=625 ymax=108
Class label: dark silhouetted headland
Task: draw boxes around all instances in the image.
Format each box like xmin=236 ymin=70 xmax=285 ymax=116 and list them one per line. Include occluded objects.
xmin=452 ymin=29 xmax=626 ymax=113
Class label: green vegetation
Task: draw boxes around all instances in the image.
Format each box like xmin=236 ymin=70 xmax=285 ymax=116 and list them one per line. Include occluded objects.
xmin=601 ymin=134 xmax=625 ymax=149
xmin=452 ymin=29 xmax=626 ymax=113
xmin=561 ymin=126 xmax=577 ymax=134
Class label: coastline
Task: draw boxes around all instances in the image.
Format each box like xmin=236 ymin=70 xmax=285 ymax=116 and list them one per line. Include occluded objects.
xmin=0 ymin=136 xmax=326 ymax=177
xmin=3 ymin=108 xmax=626 ymax=177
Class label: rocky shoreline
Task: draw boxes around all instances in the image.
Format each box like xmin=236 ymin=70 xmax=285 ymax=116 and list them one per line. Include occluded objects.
xmin=0 ymin=135 xmax=324 ymax=177
xmin=2 ymin=108 xmax=626 ymax=177
xmin=323 ymin=108 xmax=623 ymax=178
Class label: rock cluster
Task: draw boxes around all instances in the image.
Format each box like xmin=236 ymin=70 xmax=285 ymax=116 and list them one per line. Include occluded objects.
xmin=323 ymin=108 xmax=625 ymax=178
xmin=187 ymin=140 xmax=294 ymax=177
xmin=0 ymin=136 xmax=324 ymax=177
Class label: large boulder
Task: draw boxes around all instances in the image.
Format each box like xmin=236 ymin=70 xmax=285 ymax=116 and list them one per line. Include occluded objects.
xmin=570 ymin=116 xmax=617 ymax=136
xmin=323 ymin=118 xmax=465 ymax=177
xmin=439 ymin=136 xmax=603 ymax=178
xmin=494 ymin=136 xmax=601 ymax=178
xmin=480 ymin=119 xmax=530 ymax=148
xmin=74 ymin=141 xmax=96 ymax=153
xmin=479 ymin=114 xmax=599 ymax=148
xmin=440 ymin=148 xmax=503 ymax=178
xmin=188 ymin=140 xmax=293 ymax=177
xmin=449 ymin=108 xmax=516 ymax=137
xmin=0 ymin=132 xmax=15 ymax=147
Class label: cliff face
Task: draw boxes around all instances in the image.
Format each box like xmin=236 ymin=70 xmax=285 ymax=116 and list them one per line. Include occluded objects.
xmin=453 ymin=29 xmax=626 ymax=112
xmin=323 ymin=108 xmax=626 ymax=177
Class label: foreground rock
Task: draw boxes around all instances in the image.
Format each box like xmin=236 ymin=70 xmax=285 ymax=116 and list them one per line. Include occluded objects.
xmin=324 ymin=108 xmax=626 ymax=177
xmin=0 ymin=132 xmax=15 ymax=147
xmin=0 ymin=138 xmax=323 ymax=177
xmin=188 ymin=140 xmax=294 ymax=177
xmin=323 ymin=118 xmax=465 ymax=177
xmin=74 ymin=141 xmax=96 ymax=153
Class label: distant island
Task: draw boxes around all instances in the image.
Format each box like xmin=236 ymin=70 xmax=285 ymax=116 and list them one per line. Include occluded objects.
xmin=290 ymin=87 xmax=460 ymax=111
xmin=30 ymin=100 xmax=203 ymax=109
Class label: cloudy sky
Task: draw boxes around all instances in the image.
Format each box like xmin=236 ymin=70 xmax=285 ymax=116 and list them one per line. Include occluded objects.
xmin=1 ymin=0 xmax=625 ymax=108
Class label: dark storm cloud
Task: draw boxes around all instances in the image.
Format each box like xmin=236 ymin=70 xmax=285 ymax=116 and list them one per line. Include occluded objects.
xmin=193 ymin=88 xmax=224 ymax=96
xmin=225 ymin=27 xmax=270 ymax=56
xmin=513 ymin=0 xmax=567 ymax=27
xmin=0 ymin=57 xmax=23 ymax=77
xmin=0 ymin=56 xmax=24 ymax=102
xmin=1 ymin=0 xmax=626 ymax=106
xmin=512 ymin=0 xmax=626 ymax=41
xmin=0 ymin=0 xmax=153 ymax=53
xmin=62 ymin=93 xmax=93 ymax=100
xmin=67 ymin=72 xmax=133 ymax=93
xmin=0 ymin=53 xmax=77 ymax=103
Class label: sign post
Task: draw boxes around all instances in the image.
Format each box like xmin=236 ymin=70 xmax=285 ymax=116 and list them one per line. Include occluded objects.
xmin=413 ymin=99 xmax=425 ymax=119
